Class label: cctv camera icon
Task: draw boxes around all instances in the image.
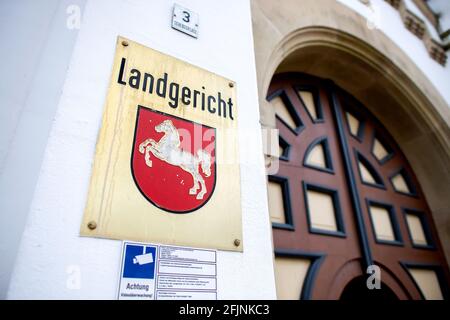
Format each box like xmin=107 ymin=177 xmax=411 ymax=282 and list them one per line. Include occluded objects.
xmin=133 ymin=252 xmax=154 ymax=265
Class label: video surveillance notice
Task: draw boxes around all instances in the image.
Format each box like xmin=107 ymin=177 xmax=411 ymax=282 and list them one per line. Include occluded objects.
xmin=118 ymin=241 xmax=217 ymax=300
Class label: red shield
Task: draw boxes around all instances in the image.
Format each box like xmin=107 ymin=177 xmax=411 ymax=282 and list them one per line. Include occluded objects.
xmin=131 ymin=106 xmax=216 ymax=213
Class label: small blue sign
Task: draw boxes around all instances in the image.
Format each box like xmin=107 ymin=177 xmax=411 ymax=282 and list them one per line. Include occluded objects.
xmin=122 ymin=244 xmax=156 ymax=279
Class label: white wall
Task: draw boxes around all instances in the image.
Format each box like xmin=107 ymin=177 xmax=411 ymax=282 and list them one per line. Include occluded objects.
xmin=0 ymin=0 xmax=86 ymax=298
xmin=6 ymin=0 xmax=276 ymax=299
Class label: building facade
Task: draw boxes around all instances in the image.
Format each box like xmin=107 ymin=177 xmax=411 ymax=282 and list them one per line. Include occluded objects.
xmin=0 ymin=0 xmax=449 ymax=299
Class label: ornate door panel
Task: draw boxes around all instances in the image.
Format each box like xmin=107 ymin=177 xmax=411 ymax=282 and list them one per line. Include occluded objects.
xmin=334 ymin=88 xmax=450 ymax=299
xmin=268 ymin=73 xmax=450 ymax=300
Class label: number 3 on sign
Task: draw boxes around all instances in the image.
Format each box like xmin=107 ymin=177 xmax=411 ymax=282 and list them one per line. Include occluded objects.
xmin=172 ymin=4 xmax=199 ymax=38
xmin=182 ymin=10 xmax=190 ymax=23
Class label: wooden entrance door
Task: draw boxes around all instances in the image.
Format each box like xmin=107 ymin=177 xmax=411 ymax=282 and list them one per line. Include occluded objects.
xmin=267 ymin=73 xmax=449 ymax=300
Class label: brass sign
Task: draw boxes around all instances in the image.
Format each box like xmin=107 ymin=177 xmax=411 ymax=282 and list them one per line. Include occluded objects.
xmin=80 ymin=36 xmax=242 ymax=251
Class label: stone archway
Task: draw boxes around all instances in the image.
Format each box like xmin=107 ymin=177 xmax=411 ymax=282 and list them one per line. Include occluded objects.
xmin=252 ymin=0 xmax=450 ymax=265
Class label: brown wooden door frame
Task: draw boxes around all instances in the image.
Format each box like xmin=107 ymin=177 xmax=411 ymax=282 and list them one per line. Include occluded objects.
xmin=268 ymin=72 xmax=450 ymax=300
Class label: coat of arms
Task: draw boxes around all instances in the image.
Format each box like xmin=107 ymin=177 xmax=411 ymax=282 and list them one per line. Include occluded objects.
xmin=131 ymin=106 xmax=216 ymax=213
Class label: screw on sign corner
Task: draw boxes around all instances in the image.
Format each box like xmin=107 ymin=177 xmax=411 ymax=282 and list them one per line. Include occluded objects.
xmin=234 ymin=239 xmax=241 ymax=247
xmin=121 ymin=40 xmax=129 ymax=47
xmin=87 ymin=221 xmax=97 ymax=230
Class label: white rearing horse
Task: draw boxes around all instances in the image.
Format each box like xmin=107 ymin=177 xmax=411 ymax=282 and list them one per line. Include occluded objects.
xmin=138 ymin=119 xmax=212 ymax=200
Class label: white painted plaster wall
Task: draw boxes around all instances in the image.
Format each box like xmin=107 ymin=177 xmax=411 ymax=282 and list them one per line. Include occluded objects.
xmin=6 ymin=0 xmax=276 ymax=299
xmin=0 ymin=0 xmax=86 ymax=298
